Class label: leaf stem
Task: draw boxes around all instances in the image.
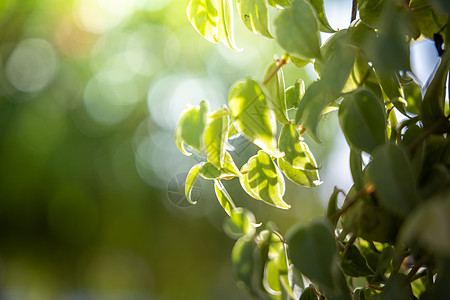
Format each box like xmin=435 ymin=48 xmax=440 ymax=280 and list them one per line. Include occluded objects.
xmin=406 ymin=114 xmax=450 ymax=153
xmin=365 ymin=284 xmax=384 ymax=291
xmin=262 ymin=53 xmax=290 ymax=86
xmin=351 ymin=0 xmax=358 ymax=23
xmin=406 ymin=264 xmax=421 ymax=282
xmin=342 ymin=234 xmax=357 ymax=260
xmin=331 ymin=183 xmax=375 ymax=224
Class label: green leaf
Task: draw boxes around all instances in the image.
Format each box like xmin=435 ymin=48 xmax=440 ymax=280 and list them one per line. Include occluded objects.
xmin=218 ymin=0 xmax=240 ymax=50
xmin=366 ymin=143 xmax=417 ymax=218
xmin=349 ymin=149 xmax=364 ymax=190
xmin=290 ymin=56 xmax=311 ymax=68
xmin=274 ymin=0 xmax=321 ymax=60
xmin=340 ymin=245 xmax=375 ymax=277
xmin=199 ymin=151 xmax=242 ymax=179
xmin=287 ymin=219 xmax=337 ymax=288
xmin=402 ymin=79 xmax=421 ymax=115
xmin=214 ymin=180 xmax=236 ymax=216
xmin=358 ymin=0 xmax=385 ymax=29
xmin=374 ymin=68 xmax=404 ymax=100
xmin=338 ymin=89 xmax=386 ymax=154
xmin=263 ymin=61 xmax=289 ymax=124
xmin=295 ymin=80 xmax=336 ymax=142
xmin=175 ymin=101 xmax=208 ymax=155
xmin=224 ymin=207 xmax=257 ymax=239
xmin=240 ymin=163 xmax=263 ymax=200
xmin=410 ymin=0 xmax=447 ymax=41
xmin=300 ymin=286 xmax=318 ymax=300
xmin=326 ymin=187 xmax=342 ymax=227
xmin=237 ymin=0 xmax=273 ymax=38
xmin=279 ymin=123 xmax=319 ymax=170
xmin=204 ymin=108 xmax=229 ymax=168
xmin=228 ymin=77 xmax=278 ymax=155
xmin=232 ymin=235 xmax=256 ymax=292
xmin=381 ymin=274 xmax=413 ymax=300
xmin=185 ymin=163 xmax=202 ymax=204
xmin=247 ymin=150 xmax=290 ymax=209
xmin=309 ymin=0 xmax=335 ymax=33
xmin=286 ymin=79 xmax=305 ymax=109
xmin=267 ymin=0 xmax=291 ymax=8
xmin=277 ymin=157 xmax=321 ymax=188
xmin=421 ymin=50 xmax=450 ymax=132
xmin=186 ymin=0 xmax=219 ymax=43
xmin=399 ymin=189 xmax=450 ymax=257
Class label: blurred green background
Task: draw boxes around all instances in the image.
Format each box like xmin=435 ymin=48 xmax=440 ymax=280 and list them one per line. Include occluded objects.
xmin=0 ymin=0 xmax=374 ymax=299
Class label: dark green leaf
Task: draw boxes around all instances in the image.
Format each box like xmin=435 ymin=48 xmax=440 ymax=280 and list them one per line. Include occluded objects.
xmin=232 ymin=235 xmax=256 ymax=292
xmin=326 ymin=187 xmax=342 ymax=227
xmin=287 ymin=219 xmax=337 ymax=288
xmin=410 ymin=0 xmax=447 ymax=41
xmin=338 ymin=89 xmax=386 ymax=154
xmin=366 ymin=143 xmax=417 ymax=218
xmin=381 ymin=274 xmax=413 ymax=300
xmin=340 ymin=245 xmax=375 ymax=277
xmin=374 ymin=68 xmax=403 ymax=100
xmin=274 ymin=0 xmax=321 ymax=60
xmin=300 ymin=286 xmax=318 ymax=300
xmin=349 ymin=149 xmax=364 ymax=190
xmin=237 ymin=0 xmax=273 ymax=38
xmin=228 ymin=77 xmax=277 ymax=155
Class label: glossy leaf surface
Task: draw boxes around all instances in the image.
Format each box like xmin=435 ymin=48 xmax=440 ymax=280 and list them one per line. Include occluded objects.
xmin=237 ymin=0 xmax=272 ymax=38
xmin=186 ymin=0 xmax=219 ymax=43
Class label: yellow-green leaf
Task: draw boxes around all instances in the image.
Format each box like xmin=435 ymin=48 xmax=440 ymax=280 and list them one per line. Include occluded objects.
xmin=214 ymin=180 xmax=236 ymax=216
xmin=228 ymin=77 xmax=278 ymax=155
xmin=185 ymin=163 xmax=203 ymax=204
xmin=204 ymin=108 xmax=229 ymax=168
xmin=186 ymin=0 xmax=220 ymax=43
xmin=218 ymin=0 xmax=240 ymax=50
xmin=237 ymin=0 xmax=273 ymax=38
xmin=263 ymin=61 xmax=289 ymax=124
xmin=247 ymin=150 xmax=290 ymax=209
xmin=277 ymin=157 xmax=321 ymax=188
xmin=175 ymin=100 xmax=208 ymax=155
xmin=225 ymin=207 xmax=257 ymax=239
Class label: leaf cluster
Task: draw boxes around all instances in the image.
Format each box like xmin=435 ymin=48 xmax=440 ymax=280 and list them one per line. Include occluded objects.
xmin=177 ymin=0 xmax=450 ymax=298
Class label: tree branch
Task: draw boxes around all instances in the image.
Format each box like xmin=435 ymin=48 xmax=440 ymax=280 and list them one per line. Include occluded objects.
xmin=351 ymin=0 xmax=358 ymax=23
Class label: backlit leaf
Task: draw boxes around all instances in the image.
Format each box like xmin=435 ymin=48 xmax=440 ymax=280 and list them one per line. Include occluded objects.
xmin=263 ymin=61 xmax=289 ymax=124
xmin=237 ymin=0 xmax=273 ymax=38
xmin=309 ymin=0 xmax=335 ymax=33
xmin=218 ymin=0 xmax=240 ymax=50
xmin=277 ymin=157 xmax=321 ymax=188
xmin=225 ymin=207 xmax=257 ymax=239
xmin=185 ymin=163 xmax=203 ymax=204
xmin=338 ymin=89 xmax=386 ymax=154
xmin=286 ymin=79 xmax=305 ymax=109
xmin=232 ymin=235 xmax=255 ymax=292
xmin=214 ymin=180 xmax=236 ymax=216
xmin=279 ymin=123 xmax=319 ymax=170
xmin=175 ymin=100 xmax=208 ymax=155
xmin=274 ymin=0 xmax=321 ymax=60
xmin=199 ymin=151 xmax=242 ymax=179
xmin=267 ymin=0 xmax=291 ymax=7
xmin=186 ymin=0 xmax=219 ymax=43
xmin=228 ymin=77 xmax=277 ymax=155
xmin=247 ymin=151 xmax=290 ymax=209
xmin=204 ymin=108 xmax=229 ymax=168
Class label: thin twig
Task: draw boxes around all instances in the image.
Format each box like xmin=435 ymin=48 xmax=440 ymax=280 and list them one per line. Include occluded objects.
xmin=342 ymin=234 xmax=357 ymax=260
xmin=366 ymin=284 xmax=384 ymax=291
xmin=331 ymin=183 xmax=375 ymax=225
xmin=406 ymin=264 xmax=421 ymax=281
xmin=262 ymin=53 xmax=290 ymax=86
xmin=351 ymin=0 xmax=358 ymax=23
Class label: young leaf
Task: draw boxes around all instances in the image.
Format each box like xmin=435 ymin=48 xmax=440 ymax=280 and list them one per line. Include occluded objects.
xmin=214 ymin=180 xmax=236 ymax=216
xmin=204 ymin=108 xmax=229 ymax=168
xmin=247 ymin=151 xmax=290 ymax=209
xmin=228 ymin=77 xmax=278 ymax=155
xmin=366 ymin=143 xmax=418 ymax=218
xmin=267 ymin=0 xmax=291 ymax=8
xmin=175 ymin=100 xmax=208 ymax=155
xmin=186 ymin=0 xmax=219 ymax=43
xmin=199 ymin=152 xmax=242 ymax=179
xmin=338 ymin=89 xmax=386 ymax=154
xmin=218 ymin=0 xmax=240 ymax=50
xmin=224 ymin=207 xmax=257 ymax=239
xmin=349 ymin=149 xmax=364 ymax=190
xmin=240 ymin=163 xmax=263 ymax=200
xmin=286 ymin=80 xmax=305 ymax=109
xmin=237 ymin=0 xmax=273 ymax=39
xmin=263 ymin=61 xmax=289 ymax=124
xmin=185 ymin=163 xmax=203 ymax=204
xmin=309 ymin=0 xmax=335 ymax=33
xmin=287 ymin=219 xmax=337 ymax=288
xmin=277 ymin=157 xmax=321 ymax=188
xmin=274 ymin=0 xmax=321 ymax=60
xmin=279 ymin=123 xmax=319 ymax=170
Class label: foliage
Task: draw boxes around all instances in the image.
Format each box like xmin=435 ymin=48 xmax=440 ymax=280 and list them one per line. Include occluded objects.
xmin=177 ymin=0 xmax=450 ymax=298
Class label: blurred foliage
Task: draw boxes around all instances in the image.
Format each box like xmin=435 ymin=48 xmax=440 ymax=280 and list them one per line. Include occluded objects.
xmin=0 ymin=0 xmax=327 ymax=299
